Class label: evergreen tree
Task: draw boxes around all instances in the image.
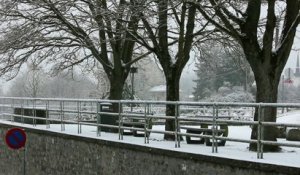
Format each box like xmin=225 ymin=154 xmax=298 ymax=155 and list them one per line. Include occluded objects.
xmin=193 ymin=43 xmax=252 ymax=101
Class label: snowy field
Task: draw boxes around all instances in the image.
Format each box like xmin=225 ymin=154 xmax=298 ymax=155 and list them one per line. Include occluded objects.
xmin=0 ymin=110 xmax=300 ymax=168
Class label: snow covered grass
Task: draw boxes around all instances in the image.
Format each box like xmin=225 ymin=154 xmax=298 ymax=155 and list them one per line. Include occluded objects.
xmin=0 ymin=110 xmax=300 ymax=168
xmin=277 ymin=110 xmax=300 ymax=124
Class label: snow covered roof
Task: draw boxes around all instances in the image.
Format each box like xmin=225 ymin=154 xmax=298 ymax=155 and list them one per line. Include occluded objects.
xmin=149 ymin=85 xmax=166 ymax=92
xmin=188 ymin=95 xmax=194 ymax=99
xmin=149 ymin=85 xmax=183 ymax=93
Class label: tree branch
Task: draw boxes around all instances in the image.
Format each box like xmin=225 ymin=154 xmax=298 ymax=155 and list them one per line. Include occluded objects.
xmin=44 ymin=0 xmax=113 ymax=70
xmin=262 ymin=0 xmax=276 ymax=56
xmin=123 ymin=51 xmax=152 ymax=68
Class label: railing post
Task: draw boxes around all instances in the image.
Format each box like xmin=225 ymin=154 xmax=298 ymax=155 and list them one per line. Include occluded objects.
xmin=60 ymin=101 xmax=65 ymax=131
xmin=118 ymin=101 xmax=123 ymax=140
xmin=0 ymin=98 xmax=2 ymax=118
xmin=211 ymin=103 xmax=218 ymax=153
xmin=21 ymin=99 xmax=24 ymax=124
xmin=260 ymin=107 xmax=265 ymax=159
xmin=33 ymin=99 xmax=36 ymax=126
xmin=97 ymin=102 xmax=101 ymax=137
xmin=174 ymin=102 xmax=179 ymax=148
xmin=211 ymin=104 xmax=214 ymax=153
xmin=0 ymin=98 xmax=2 ymax=119
xmin=228 ymin=106 xmax=231 ymax=119
xmin=215 ymin=104 xmax=219 ymax=153
xmin=46 ymin=100 xmax=50 ymax=129
xmin=150 ymin=103 xmax=153 ymax=114
xmin=90 ymin=101 xmax=93 ymax=115
xmin=146 ymin=103 xmax=150 ymax=144
xmin=144 ymin=104 xmax=147 ymax=144
xmin=11 ymin=98 xmax=14 ymax=122
xmin=257 ymin=104 xmax=262 ymax=159
xmin=176 ymin=102 xmax=181 ymax=148
xmin=77 ymin=101 xmax=82 ymax=134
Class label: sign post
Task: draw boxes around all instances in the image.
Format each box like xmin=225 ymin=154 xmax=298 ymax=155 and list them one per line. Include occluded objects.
xmin=5 ymin=128 xmax=27 ymax=175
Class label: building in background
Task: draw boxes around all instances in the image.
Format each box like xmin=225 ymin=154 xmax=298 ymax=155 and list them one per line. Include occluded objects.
xmin=130 ymin=57 xmax=165 ymax=100
xmin=279 ymin=53 xmax=300 ymax=103
xmin=148 ymin=85 xmax=183 ymax=101
xmin=149 ymin=85 xmax=166 ymax=101
xmin=284 ymin=54 xmax=300 ymax=87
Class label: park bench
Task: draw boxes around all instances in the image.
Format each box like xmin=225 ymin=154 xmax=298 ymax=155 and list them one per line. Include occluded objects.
xmin=13 ymin=107 xmax=47 ymax=124
xmin=180 ymin=116 xmax=230 ymax=146
xmin=120 ymin=111 xmax=153 ymax=137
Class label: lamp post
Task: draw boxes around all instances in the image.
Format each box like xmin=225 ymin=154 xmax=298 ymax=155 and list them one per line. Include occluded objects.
xmin=130 ymin=67 xmax=137 ymax=111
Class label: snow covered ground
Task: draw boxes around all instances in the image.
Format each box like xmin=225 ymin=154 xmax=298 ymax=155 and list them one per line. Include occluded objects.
xmin=277 ymin=110 xmax=300 ymax=124
xmin=0 ymin=110 xmax=300 ymax=168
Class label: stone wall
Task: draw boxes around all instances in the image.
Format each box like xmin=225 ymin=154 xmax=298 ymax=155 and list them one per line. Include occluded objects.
xmin=0 ymin=123 xmax=299 ymax=175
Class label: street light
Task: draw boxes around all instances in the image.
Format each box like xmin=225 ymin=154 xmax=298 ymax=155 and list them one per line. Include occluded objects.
xmin=130 ymin=67 xmax=137 ymax=111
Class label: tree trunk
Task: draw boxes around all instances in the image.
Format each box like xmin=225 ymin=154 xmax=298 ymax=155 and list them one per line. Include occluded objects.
xmin=194 ymin=0 xmax=300 ymax=152
xmin=164 ymin=72 xmax=180 ymax=140
xmin=249 ymin=67 xmax=281 ymax=152
xmin=108 ymin=72 xmax=126 ymax=113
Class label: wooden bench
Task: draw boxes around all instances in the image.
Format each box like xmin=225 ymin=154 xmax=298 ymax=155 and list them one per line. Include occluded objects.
xmin=181 ymin=123 xmax=229 ymax=146
xmin=120 ymin=112 xmax=152 ymax=137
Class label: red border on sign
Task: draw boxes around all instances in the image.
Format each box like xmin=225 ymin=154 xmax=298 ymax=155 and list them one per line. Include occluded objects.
xmin=5 ymin=128 xmax=26 ymax=150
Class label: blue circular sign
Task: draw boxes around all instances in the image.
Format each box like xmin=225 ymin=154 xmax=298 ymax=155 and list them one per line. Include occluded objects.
xmin=5 ymin=128 xmax=27 ymax=150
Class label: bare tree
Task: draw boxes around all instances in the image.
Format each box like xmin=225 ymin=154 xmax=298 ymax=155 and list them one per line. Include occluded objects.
xmin=0 ymin=0 xmax=148 ymax=109
xmin=7 ymin=70 xmax=96 ymax=98
xmin=5 ymin=57 xmax=47 ymax=97
xmin=195 ymin=0 xmax=300 ymax=151
xmin=88 ymin=64 xmax=110 ymax=98
xmin=132 ymin=0 xmax=212 ymax=140
xmin=24 ymin=59 xmax=46 ymax=97
xmin=44 ymin=71 xmax=95 ymax=98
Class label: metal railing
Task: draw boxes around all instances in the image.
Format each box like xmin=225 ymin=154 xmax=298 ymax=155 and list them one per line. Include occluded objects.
xmin=0 ymin=97 xmax=300 ymax=159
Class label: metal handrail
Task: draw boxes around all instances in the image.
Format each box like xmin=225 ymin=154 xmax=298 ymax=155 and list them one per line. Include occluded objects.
xmin=0 ymin=97 xmax=300 ymax=159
